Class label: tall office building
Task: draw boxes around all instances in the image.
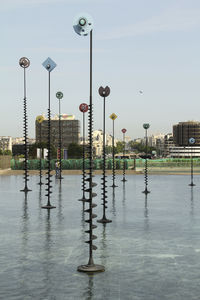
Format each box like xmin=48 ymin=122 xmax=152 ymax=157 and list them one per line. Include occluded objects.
xmin=35 ymin=114 xmax=80 ymax=148
xmin=173 ymin=121 xmax=200 ymax=146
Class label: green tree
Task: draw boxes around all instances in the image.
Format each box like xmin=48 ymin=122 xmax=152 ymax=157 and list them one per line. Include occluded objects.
xmin=116 ymin=141 xmax=124 ymax=153
xmin=3 ymin=150 xmax=12 ymax=155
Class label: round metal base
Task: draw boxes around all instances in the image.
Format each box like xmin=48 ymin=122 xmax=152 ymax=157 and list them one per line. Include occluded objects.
xmin=41 ymin=205 xmax=56 ymax=209
xmin=77 ymin=264 xmax=105 ymax=273
xmin=37 ymin=182 xmax=44 ymax=185
xmin=110 ymin=184 xmax=118 ymax=188
xmin=189 ymin=183 xmax=195 ymax=186
xmin=20 ymin=188 xmax=32 ymax=192
xmin=97 ymin=218 xmax=112 ymax=223
xmin=121 ymin=179 xmax=127 ymax=182
xmin=142 ymin=190 xmax=150 ymax=194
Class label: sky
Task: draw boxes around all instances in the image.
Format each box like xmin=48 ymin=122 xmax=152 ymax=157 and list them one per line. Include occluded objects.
xmin=1 ymin=0 xmax=200 ymax=140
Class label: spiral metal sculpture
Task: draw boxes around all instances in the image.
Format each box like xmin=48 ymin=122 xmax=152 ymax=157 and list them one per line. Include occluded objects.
xmin=56 ymin=91 xmax=64 ymax=181
xmin=121 ymin=128 xmax=127 ymax=183
xmin=142 ymin=123 xmax=150 ymax=194
xmin=36 ymin=115 xmax=44 ymax=185
xmin=110 ymin=113 xmax=117 ymax=188
xmin=79 ymin=103 xmax=88 ymax=201
xmin=42 ymin=57 xmax=57 ymax=209
xmin=188 ymin=137 xmax=196 ymax=187
xmin=74 ymin=18 xmax=104 ymax=272
xmin=97 ymin=86 xmax=112 ymax=224
xmin=19 ymin=57 xmax=31 ymax=193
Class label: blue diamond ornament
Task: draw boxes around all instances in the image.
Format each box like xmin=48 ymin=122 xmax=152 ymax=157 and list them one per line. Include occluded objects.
xmin=42 ymin=57 xmax=57 ymax=72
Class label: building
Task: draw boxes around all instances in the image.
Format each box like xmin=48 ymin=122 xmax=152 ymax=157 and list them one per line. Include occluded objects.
xmin=0 ymin=136 xmax=12 ymax=152
xmin=92 ymin=130 xmax=117 ymax=157
xmin=169 ymin=145 xmax=200 ymax=158
xmin=35 ymin=114 xmax=80 ymax=149
xmin=163 ymin=133 xmax=175 ymax=157
xmin=173 ymin=121 xmax=200 ymax=146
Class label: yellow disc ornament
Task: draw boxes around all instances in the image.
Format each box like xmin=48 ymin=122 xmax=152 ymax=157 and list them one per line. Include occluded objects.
xmin=36 ymin=115 xmax=44 ymax=124
xmin=110 ymin=113 xmax=117 ymax=121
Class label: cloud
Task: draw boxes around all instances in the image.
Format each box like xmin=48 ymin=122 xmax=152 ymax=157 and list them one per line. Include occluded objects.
xmin=97 ymin=8 xmax=200 ymax=40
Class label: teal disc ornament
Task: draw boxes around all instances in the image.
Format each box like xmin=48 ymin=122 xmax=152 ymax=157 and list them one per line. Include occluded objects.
xmin=56 ymin=91 xmax=63 ymax=99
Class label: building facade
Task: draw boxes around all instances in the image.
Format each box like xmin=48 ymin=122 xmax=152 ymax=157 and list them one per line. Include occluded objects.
xmin=35 ymin=115 xmax=80 ymax=149
xmin=173 ymin=121 xmax=200 ymax=146
xmin=0 ymin=136 xmax=12 ymax=151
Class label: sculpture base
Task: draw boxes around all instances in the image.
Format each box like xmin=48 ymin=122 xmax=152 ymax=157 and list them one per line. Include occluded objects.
xmin=37 ymin=182 xmax=44 ymax=185
xmin=77 ymin=264 xmax=105 ymax=273
xmin=97 ymin=218 xmax=112 ymax=223
xmin=142 ymin=190 xmax=150 ymax=194
xmin=41 ymin=205 xmax=56 ymax=209
xmin=20 ymin=188 xmax=32 ymax=192
xmin=110 ymin=184 xmax=118 ymax=187
xmin=189 ymin=183 xmax=195 ymax=186
xmin=121 ymin=179 xmax=127 ymax=182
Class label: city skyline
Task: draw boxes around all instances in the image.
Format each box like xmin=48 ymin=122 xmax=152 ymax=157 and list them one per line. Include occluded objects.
xmin=1 ymin=0 xmax=200 ymax=139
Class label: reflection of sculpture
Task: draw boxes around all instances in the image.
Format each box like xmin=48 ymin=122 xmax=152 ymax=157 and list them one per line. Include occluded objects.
xmin=36 ymin=115 xmax=44 ymax=185
xmin=121 ymin=128 xmax=127 ymax=183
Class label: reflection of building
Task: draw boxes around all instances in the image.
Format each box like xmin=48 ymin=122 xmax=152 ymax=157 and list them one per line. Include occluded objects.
xmin=173 ymin=121 xmax=200 ymax=146
xmin=35 ymin=114 xmax=80 ymax=149
xmin=0 ymin=136 xmax=12 ymax=151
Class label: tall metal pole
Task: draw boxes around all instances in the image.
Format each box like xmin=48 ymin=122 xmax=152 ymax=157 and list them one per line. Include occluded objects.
xmin=98 ymin=87 xmax=112 ymax=224
xmin=121 ymin=128 xmax=127 ymax=182
xmin=142 ymin=123 xmax=150 ymax=194
xmin=42 ymin=57 xmax=57 ymax=209
xmin=36 ymin=115 xmax=44 ymax=185
xmin=188 ymin=137 xmax=196 ymax=186
xmin=110 ymin=113 xmax=117 ymax=188
xmin=79 ymin=103 xmax=89 ymax=201
xmin=74 ymin=13 xmax=104 ymax=273
xmin=19 ymin=57 xmax=31 ymax=193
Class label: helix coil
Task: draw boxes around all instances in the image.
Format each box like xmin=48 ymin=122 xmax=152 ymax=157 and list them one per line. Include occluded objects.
xmin=84 ymin=103 xmax=98 ymax=253
xmin=45 ymin=108 xmax=53 ymax=199
xmin=23 ymin=96 xmax=29 ymax=189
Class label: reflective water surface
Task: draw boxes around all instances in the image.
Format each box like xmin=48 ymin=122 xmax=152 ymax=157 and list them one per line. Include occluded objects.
xmin=1 ymin=174 xmax=200 ymax=299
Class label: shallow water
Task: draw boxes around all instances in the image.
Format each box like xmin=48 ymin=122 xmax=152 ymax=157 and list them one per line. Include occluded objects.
xmin=0 ymin=174 xmax=200 ymax=299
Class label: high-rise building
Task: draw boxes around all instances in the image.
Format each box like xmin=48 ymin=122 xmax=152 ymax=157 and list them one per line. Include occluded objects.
xmin=173 ymin=121 xmax=200 ymax=146
xmin=35 ymin=114 xmax=80 ymax=149
xmin=0 ymin=136 xmax=12 ymax=151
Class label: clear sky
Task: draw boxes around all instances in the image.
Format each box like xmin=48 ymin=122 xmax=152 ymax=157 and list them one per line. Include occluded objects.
xmin=1 ymin=0 xmax=200 ymax=140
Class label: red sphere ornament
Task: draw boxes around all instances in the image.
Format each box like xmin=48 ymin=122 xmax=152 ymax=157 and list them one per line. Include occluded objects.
xmin=79 ymin=103 xmax=88 ymax=113
xmin=121 ymin=128 xmax=127 ymax=134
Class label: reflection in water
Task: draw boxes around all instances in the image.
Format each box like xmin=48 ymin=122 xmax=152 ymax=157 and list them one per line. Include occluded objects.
xmin=190 ymin=187 xmax=194 ymax=217
xmin=144 ymin=194 xmax=149 ymax=231
xmin=57 ymin=185 xmax=64 ymax=223
xmin=111 ymin=188 xmax=116 ymax=216
xmin=82 ymin=275 xmax=94 ymax=300
xmin=122 ymin=182 xmax=126 ymax=206
xmin=100 ymin=224 xmax=107 ymax=266
xmin=19 ymin=193 xmax=30 ymax=294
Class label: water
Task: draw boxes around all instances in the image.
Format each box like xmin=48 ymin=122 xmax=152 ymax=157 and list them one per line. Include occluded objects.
xmin=0 ymin=174 xmax=200 ymax=299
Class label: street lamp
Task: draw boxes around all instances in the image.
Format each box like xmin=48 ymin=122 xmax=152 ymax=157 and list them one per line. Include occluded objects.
xmin=19 ymin=57 xmax=32 ymax=193
xmin=36 ymin=115 xmax=44 ymax=185
xmin=56 ymin=91 xmax=64 ymax=181
xmin=110 ymin=113 xmax=118 ymax=188
xmin=121 ymin=128 xmax=127 ymax=182
xmin=142 ymin=123 xmax=150 ymax=194
xmin=79 ymin=103 xmax=89 ymax=201
xmin=73 ymin=13 xmax=104 ymax=273
xmin=97 ymin=86 xmax=112 ymax=224
xmin=42 ymin=57 xmax=57 ymax=209
xmin=188 ymin=137 xmax=196 ymax=187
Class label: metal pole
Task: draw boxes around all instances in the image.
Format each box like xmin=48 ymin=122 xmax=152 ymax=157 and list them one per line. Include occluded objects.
xmin=189 ymin=146 xmax=195 ymax=186
xmin=122 ymin=132 xmax=127 ymax=182
xmin=42 ymin=71 xmax=55 ymax=209
xmin=143 ymin=128 xmax=150 ymax=194
xmin=97 ymin=96 xmax=111 ymax=223
xmin=20 ymin=67 xmax=31 ymax=192
xmin=111 ymin=119 xmax=117 ymax=187
xmin=58 ymin=98 xmax=63 ymax=180
xmin=38 ymin=122 xmax=43 ymax=185
xmin=82 ymin=111 xmax=86 ymax=199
